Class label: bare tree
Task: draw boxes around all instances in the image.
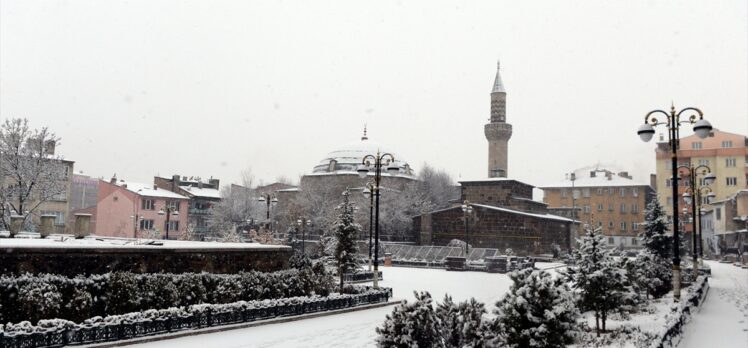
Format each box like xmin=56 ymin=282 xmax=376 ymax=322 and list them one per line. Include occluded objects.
xmin=0 ymin=118 xmax=67 ymax=230
xmin=209 ymin=168 xmax=261 ymax=237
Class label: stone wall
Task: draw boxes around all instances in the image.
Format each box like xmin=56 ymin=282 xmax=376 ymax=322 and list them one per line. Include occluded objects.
xmin=460 ymin=180 xmax=534 ymax=207
xmin=0 ymin=245 xmax=291 ymax=276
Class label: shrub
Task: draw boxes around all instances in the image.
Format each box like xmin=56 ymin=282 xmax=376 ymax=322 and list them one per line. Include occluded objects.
xmin=106 ymin=272 xmax=141 ymax=315
xmin=177 ymin=273 xmax=208 ymax=306
xmin=376 ymin=292 xmax=439 ymax=348
xmin=142 ymin=274 xmax=179 ymax=309
xmin=18 ymin=280 xmax=62 ymax=323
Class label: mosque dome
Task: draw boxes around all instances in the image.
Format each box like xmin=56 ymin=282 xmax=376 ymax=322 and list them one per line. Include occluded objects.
xmin=311 ymin=134 xmax=415 ymax=178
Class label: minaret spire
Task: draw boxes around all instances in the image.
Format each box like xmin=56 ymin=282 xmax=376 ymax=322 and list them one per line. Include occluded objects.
xmin=484 ymin=59 xmax=512 ymax=178
xmin=492 ymin=60 xmax=506 ymax=93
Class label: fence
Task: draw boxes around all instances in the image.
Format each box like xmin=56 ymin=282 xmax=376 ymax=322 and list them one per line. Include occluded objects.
xmin=343 ymin=271 xmax=383 ymax=283
xmin=0 ymin=288 xmax=392 ymax=348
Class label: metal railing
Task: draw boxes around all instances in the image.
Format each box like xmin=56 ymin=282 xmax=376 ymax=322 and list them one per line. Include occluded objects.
xmin=0 ymin=288 xmax=392 ymax=348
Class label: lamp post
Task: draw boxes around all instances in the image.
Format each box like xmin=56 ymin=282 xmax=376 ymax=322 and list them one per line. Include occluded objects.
xmin=296 ymin=217 xmax=311 ymax=255
xmin=681 ymin=168 xmax=716 ymax=270
xmin=637 ymin=103 xmax=713 ymax=302
xmin=158 ymin=204 xmax=180 ymax=240
xmin=363 ymin=182 xmax=375 ymax=272
xmin=357 ymin=150 xmax=399 ymax=289
xmin=461 ymin=200 xmax=474 ymax=257
xmin=258 ymin=193 xmax=278 ymax=231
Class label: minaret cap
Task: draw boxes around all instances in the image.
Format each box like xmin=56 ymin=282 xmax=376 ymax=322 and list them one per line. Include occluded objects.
xmin=492 ymin=60 xmax=506 ymax=93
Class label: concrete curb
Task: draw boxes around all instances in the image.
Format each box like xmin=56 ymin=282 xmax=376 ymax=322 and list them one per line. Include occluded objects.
xmin=81 ymin=301 xmax=399 ymax=347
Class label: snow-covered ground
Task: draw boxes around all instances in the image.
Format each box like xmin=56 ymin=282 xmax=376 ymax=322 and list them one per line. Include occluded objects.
xmin=129 ymin=264 xmax=562 ymax=348
xmin=679 ymin=261 xmax=748 ymax=348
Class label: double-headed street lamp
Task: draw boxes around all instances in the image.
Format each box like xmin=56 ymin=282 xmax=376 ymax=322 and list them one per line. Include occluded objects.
xmin=357 ymin=150 xmax=399 ymax=289
xmin=296 ymin=217 xmax=311 ymax=254
xmin=637 ymin=103 xmax=713 ymax=302
xmin=363 ymin=182 xmax=375 ymax=272
xmin=681 ymin=168 xmax=716 ymax=269
xmin=158 ymin=205 xmax=179 ymax=240
xmin=461 ymin=200 xmax=474 ymax=257
xmin=258 ymin=193 xmax=278 ymax=231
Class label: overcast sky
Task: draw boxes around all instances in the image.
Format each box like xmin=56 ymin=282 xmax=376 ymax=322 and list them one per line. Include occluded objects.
xmin=1 ymin=0 xmax=746 ymax=192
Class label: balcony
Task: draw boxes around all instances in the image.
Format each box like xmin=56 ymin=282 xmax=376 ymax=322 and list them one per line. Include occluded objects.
xmin=189 ymin=208 xmax=213 ymax=215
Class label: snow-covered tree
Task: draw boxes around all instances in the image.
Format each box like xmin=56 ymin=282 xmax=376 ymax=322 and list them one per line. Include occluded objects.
xmin=0 ymin=118 xmax=68 ymax=231
xmin=376 ymin=291 xmax=440 ymax=348
xmin=631 ymin=249 xmax=671 ymax=299
xmin=210 ymin=169 xmax=262 ymax=237
xmin=436 ymin=295 xmax=487 ymax=347
xmin=332 ymin=190 xmax=360 ymax=291
xmin=488 ymin=268 xmax=578 ymax=347
xmin=563 ymin=225 xmax=629 ymax=336
xmin=640 ymin=199 xmax=673 ymax=260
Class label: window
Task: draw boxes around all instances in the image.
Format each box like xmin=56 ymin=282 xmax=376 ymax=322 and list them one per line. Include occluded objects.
xmin=167 ymin=221 xmax=179 ymax=231
xmin=608 ymin=237 xmax=614 ymax=244
xmin=608 ymin=188 xmax=615 ymax=195
xmin=620 ymin=222 xmax=627 ymax=231
xmin=632 ymin=188 xmax=638 ymax=197
xmin=608 ymin=203 xmax=614 ymax=211
xmin=40 ymin=211 xmax=65 ymax=226
xmin=726 ymin=177 xmax=737 ymax=186
xmin=620 ymin=203 xmax=627 ymax=213
xmin=561 ymin=190 xmax=567 ymax=198
xmin=619 ymin=188 xmax=626 ymax=197
xmin=583 ymin=205 xmax=591 ymax=213
xmin=631 ymin=237 xmax=638 ymax=246
xmin=597 ymin=188 xmax=604 ymax=195
xmin=597 ymin=203 xmax=603 ymax=212
xmin=698 ymin=159 xmax=709 ymax=166
xmin=139 ymin=219 xmax=155 ymax=230
xmin=597 ymin=221 xmax=603 ymax=228
xmin=608 ymin=221 xmax=614 ymax=229
xmin=142 ymin=199 xmax=155 ymax=210
xmin=716 ymin=208 xmax=721 ymax=220
xmin=631 ymin=203 xmax=638 ymax=213
xmin=721 ymin=140 xmax=733 ymax=148
xmin=725 ymin=158 xmax=736 ymax=167
xmin=692 ymin=142 xmax=702 ymax=149
xmin=52 ymin=190 xmax=67 ymax=201
xmin=667 ymin=196 xmax=673 ymax=206
xmin=632 ymin=222 xmax=639 ymax=231
xmin=582 ymin=188 xmax=590 ymax=198
xmin=167 ymin=200 xmax=180 ymax=211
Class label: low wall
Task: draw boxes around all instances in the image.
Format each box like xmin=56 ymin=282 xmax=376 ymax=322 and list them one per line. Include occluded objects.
xmin=0 ymin=243 xmax=292 ymax=275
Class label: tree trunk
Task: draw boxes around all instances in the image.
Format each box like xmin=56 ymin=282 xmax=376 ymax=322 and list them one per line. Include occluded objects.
xmin=595 ymin=312 xmax=600 ymax=337
xmin=339 ymin=268 xmax=344 ymax=292
xmin=601 ymin=311 xmax=607 ymax=332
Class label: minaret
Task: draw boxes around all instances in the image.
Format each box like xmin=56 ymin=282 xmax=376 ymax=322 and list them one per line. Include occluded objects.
xmin=484 ymin=60 xmax=512 ymax=178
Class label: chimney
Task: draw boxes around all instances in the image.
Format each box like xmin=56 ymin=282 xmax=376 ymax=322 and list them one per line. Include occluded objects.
xmin=110 ymin=175 xmax=117 ymax=184
xmin=172 ymin=174 xmax=180 ymax=191
xmin=198 ymin=181 xmax=204 ymax=189
xmin=618 ymin=171 xmax=630 ymax=179
xmin=606 ymin=172 xmax=613 ymax=180
xmin=590 ymin=171 xmax=596 ymax=178
xmin=154 ymin=184 xmax=158 ymax=190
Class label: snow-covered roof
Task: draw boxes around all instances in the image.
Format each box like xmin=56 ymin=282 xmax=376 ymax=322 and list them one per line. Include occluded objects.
xmin=180 ymin=185 xmax=222 ymax=199
xmin=311 ymin=136 xmax=415 ymax=178
xmin=276 ymin=188 xmax=300 ymax=192
xmin=116 ymin=181 xmax=188 ymax=199
xmin=305 ymin=171 xmax=415 ymax=180
xmin=539 ymin=165 xmax=651 ymax=189
xmin=0 ymin=235 xmax=289 ymax=250
xmin=459 ymin=177 xmax=533 ymax=187
xmin=472 ymin=204 xmax=574 ymax=223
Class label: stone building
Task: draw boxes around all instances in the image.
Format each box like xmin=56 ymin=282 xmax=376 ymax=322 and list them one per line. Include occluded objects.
xmin=413 ymin=62 xmax=575 ymax=256
xmin=540 ymin=166 xmax=655 ymax=249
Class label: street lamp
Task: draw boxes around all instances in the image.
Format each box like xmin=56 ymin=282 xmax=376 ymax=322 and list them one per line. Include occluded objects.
xmin=258 ymin=193 xmax=278 ymax=231
xmin=363 ymin=183 xmax=375 ymax=272
xmin=679 ymin=164 xmax=714 ymax=278
xmin=357 ymin=150 xmax=399 ymax=288
xmin=637 ymin=103 xmax=713 ymax=302
xmin=296 ymin=217 xmax=311 ymax=255
xmin=461 ymin=200 xmax=474 ymax=257
xmin=158 ymin=205 xmax=180 ymax=240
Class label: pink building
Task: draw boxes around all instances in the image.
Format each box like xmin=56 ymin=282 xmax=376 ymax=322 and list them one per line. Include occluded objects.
xmin=93 ymin=177 xmax=189 ymax=239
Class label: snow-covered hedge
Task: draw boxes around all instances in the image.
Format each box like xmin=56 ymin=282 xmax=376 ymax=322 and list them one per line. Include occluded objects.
xmin=0 ymin=286 xmax=392 ymax=348
xmin=0 ymin=265 xmax=334 ymax=324
xmin=646 ymin=276 xmax=709 ymax=348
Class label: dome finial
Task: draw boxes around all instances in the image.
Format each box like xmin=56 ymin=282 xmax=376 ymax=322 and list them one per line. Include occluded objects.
xmin=497 ymin=59 xmax=500 ymax=70
xmin=361 ymin=124 xmax=368 ymax=141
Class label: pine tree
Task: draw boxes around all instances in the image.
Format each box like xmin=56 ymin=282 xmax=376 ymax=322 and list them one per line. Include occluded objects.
xmin=640 ymin=199 xmax=672 ymax=260
xmin=376 ymin=291 xmax=440 ymax=348
xmin=632 ymin=249 xmax=672 ymax=299
xmin=489 ymin=268 xmax=578 ymax=347
xmin=563 ymin=225 xmax=628 ymax=336
xmin=435 ymin=295 xmax=487 ymax=348
xmin=333 ymin=190 xmax=361 ymax=292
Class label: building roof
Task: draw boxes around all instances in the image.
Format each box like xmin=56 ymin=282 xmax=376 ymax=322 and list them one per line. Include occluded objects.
xmin=492 ymin=60 xmax=506 ymax=93
xmin=311 ymin=133 xmax=415 ymax=178
xmin=424 ymin=203 xmax=574 ymax=223
xmin=115 ymin=181 xmax=188 ymax=199
xmin=459 ymin=177 xmax=533 ymax=186
xmin=180 ymin=185 xmax=221 ymax=199
xmin=539 ymin=165 xmax=651 ymax=189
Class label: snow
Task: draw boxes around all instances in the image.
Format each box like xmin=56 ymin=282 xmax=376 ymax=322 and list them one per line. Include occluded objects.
xmin=180 ymin=185 xmax=222 ymax=199
xmin=472 ymin=204 xmax=574 ymax=222
xmin=678 ymin=261 xmax=748 ymax=348
xmin=117 ymin=181 xmax=189 ymax=199
xmin=0 ymin=235 xmax=287 ymax=250
xmin=127 ymin=265 xmax=564 ymax=348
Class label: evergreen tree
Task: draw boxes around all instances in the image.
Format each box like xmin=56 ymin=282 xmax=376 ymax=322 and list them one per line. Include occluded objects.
xmin=435 ymin=295 xmax=487 ymax=348
xmin=631 ymin=249 xmax=672 ymax=299
xmin=376 ymin=291 xmax=439 ymax=348
xmin=332 ymin=190 xmax=360 ymax=291
xmin=489 ymin=268 xmax=578 ymax=347
xmin=563 ymin=225 xmax=628 ymax=336
xmin=640 ymin=199 xmax=672 ymax=260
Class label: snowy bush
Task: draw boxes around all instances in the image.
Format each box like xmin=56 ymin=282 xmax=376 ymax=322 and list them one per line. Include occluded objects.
xmin=18 ymin=280 xmax=62 ymax=323
xmin=376 ymin=291 xmax=440 ymax=348
xmin=142 ymin=274 xmax=179 ymax=309
xmin=488 ymin=268 xmax=578 ymax=347
xmin=436 ymin=295 xmax=487 ymax=347
xmin=106 ymin=272 xmax=140 ymax=315
xmin=177 ymin=273 xmax=208 ymax=305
